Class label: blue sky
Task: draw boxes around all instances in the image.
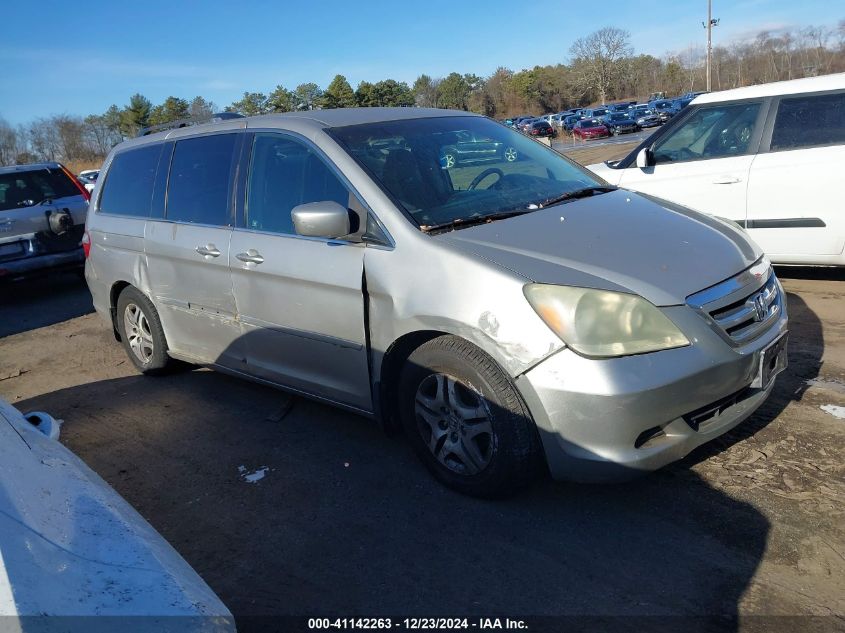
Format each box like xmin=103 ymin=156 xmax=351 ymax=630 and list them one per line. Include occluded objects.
xmin=0 ymin=0 xmax=836 ymax=124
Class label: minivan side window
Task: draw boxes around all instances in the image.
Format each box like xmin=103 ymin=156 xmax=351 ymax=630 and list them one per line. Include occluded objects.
xmin=99 ymin=144 xmax=162 ymax=217
xmin=652 ymin=102 xmax=761 ymax=164
xmin=166 ymin=133 xmax=237 ymax=225
xmin=770 ymin=92 xmax=845 ymax=151
xmin=246 ymin=134 xmax=350 ymax=235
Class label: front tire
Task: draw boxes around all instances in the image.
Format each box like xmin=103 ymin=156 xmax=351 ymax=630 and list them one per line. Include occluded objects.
xmin=116 ymin=286 xmax=173 ymax=375
xmin=398 ymin=336 xmax=542 ymax=497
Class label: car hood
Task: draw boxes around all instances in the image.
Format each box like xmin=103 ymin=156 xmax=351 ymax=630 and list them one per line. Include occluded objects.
xmin=438 ymin=189 xmax=761 ymax=306
xmin=0 ymin=399 xmax=234 ymax=623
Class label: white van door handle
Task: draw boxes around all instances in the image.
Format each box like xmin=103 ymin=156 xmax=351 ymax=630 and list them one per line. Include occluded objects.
xmin=712 ymin=176 xmax=742 ymax=184
xmin=195 ymin=244 xmax=221 ymax=258
xmin=235 ymin=250 xmax=264 ymax=265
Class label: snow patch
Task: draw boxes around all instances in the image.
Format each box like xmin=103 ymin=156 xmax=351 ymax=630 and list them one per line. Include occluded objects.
xmin=238 ymin=465 xmax=269 ymax=484
xmin=820 ymin=405 xmax=845 ymax=420
xmin=806 ymin=378 xmax=845 ymax=395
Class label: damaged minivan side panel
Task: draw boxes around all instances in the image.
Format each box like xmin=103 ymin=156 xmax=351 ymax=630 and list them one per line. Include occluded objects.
xmin=363 ymin=234 xmax=565 ymax=386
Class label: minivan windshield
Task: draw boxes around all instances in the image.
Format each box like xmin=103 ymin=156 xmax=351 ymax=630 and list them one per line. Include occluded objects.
xmin=328 ymin=116 xmax=603 ymax=230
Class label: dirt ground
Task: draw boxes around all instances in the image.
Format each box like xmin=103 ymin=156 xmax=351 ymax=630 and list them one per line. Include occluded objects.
xmin=0 ymin=147 xmax=843 ymax=631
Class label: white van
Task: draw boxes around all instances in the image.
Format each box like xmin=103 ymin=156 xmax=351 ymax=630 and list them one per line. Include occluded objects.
xmin=588 ymin=74 xmax=845 ymax=266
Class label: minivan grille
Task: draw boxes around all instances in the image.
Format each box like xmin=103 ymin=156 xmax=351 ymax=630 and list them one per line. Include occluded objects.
xmin=709 ymin=274 xmax=780 ymax=343
xmin=687 ymin=260 xmax=782 ymax=346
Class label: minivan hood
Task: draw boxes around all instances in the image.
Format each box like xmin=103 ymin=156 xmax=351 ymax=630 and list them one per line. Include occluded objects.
xmin=439 ymin=189 xmax=761 ymax=306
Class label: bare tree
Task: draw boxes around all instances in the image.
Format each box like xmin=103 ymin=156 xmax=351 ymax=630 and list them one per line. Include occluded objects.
xmin=0 ymin=117 xmax=20 ymax=165
xmin=569 ymin=27 xmax=632 ymax=104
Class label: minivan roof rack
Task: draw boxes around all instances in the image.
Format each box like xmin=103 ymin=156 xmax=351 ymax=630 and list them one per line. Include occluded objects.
xmin=137 ymin=112 xmax=245 ymax=137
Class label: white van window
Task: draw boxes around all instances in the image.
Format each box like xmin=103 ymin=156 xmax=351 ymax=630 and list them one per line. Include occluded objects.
xmin=652 ymin=102 xmax=761 ymax=164
xmin=770 ymin=92 xmax=845 ymax=151
xmin=246 ymin=134 xmax=350 ymax=235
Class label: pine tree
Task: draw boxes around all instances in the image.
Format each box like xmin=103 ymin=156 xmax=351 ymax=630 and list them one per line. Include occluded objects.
xmin=323 ymin=75 xmax=356 ymax=108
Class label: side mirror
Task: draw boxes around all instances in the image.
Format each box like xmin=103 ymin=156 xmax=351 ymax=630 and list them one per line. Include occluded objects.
xmin=291 ymin=201 xmax=351 ymax=239
xmin=635 ymin=147 xmax=654 ymax=168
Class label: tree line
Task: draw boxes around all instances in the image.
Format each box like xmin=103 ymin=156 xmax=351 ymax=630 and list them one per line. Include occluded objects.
xmin=2 ymin=22 xmax=843 ymax=168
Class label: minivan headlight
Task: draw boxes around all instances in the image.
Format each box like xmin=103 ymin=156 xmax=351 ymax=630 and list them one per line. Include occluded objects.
xmin=524 ymin=284 xmax=689 ymax=358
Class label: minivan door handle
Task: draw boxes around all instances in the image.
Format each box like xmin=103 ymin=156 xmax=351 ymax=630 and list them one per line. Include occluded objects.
xmin=235 ymin=249 xmax=264 ymax=265
xmin=712 ymin=176 xmax=742 ymax=184
xmin=195 ymin=244 xmax=221 ymax=258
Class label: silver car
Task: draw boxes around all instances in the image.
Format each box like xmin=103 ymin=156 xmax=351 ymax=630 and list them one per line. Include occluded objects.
xmin=85 ymin=108 xmax=788 ymax=496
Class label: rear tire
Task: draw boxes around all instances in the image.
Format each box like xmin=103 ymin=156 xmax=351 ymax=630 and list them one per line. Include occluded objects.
xmin=398 ymin=335 xmax=542 ymax=497
xmin=116 ymin=286 xmax=172 ymax=375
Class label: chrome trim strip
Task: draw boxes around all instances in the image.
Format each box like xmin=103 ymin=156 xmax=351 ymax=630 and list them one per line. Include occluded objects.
xmin=686 ymin=257 xmax=771 ymax=309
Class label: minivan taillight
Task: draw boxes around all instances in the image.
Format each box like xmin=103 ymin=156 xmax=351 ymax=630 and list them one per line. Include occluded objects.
xmin=81 ymin=230 xmax=91 ymax=258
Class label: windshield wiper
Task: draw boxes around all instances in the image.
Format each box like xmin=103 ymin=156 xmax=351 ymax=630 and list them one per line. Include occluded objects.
xmin=420 ymin=209 xmax=535 ymax=234
xmin=534 ymin=185 xmax=617 ymax=208
xmin=419 ymin=186 xmax=617 ymax=234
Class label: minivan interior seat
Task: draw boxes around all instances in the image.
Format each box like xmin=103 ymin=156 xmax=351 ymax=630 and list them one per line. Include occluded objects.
xmin=382 ymin=149 xmax=443 ymax=212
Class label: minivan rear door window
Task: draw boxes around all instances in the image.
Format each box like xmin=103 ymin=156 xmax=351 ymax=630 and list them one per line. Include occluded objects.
xmin=166 ymin=134 xmax=237 ymax=226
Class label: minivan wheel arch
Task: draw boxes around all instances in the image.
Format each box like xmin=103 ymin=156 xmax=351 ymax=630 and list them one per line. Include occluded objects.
xmin=378 ymin=330 xmax=449 ymax=434
xmin=109 ymin=281 xmax=132 ymax=341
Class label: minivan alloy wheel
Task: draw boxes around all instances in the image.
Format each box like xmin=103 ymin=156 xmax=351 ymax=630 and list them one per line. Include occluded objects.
xmin=123 ymin=303 xmax=154 ymax=364
xmin=414 ymin=373 xmax=494 ymax=475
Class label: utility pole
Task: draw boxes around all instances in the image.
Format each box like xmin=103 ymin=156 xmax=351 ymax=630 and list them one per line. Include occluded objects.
xmin=703 ymin=0 xmax=720 ymax=92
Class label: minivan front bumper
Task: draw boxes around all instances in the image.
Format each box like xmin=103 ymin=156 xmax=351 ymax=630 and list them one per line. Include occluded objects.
xmin=515 ymin=292 xmax=788 ymax=482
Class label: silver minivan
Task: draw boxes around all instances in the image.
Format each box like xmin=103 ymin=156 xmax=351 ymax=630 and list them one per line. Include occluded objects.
xmin=85 ymin=108 xmax=788 ymax=496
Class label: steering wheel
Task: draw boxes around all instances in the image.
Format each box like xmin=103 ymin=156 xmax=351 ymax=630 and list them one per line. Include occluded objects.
xmin=468 ymin=167 xmax=504 ymax=190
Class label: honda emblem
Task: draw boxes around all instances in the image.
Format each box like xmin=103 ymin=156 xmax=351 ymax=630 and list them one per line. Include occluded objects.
xmin=752 ymin=293 xmax=767 ymax=322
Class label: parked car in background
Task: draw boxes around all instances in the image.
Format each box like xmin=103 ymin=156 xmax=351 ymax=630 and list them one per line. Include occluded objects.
xmin=606 ymin=101 xmax=636 ymax=113
xmin=517 ymin=117 xmax=538 ymax=132
xmin=547 ymin=113 xmax=568 ymax=128
xmin=648 ymin=100 xmax=676 ymax=123
xmin=588 ymin=73 xmax=845 ymax=266
xmin=528 ymin=120 xmax=556 ymax=138
xmin=680 ymin=90 xmax=709 ymax=101
xmin=86 ymin=107 xmax=787 ymax=496
xmin=563 ymin=114 xmax=584 ymax=132
xmin=77 ymin=169 xmax=100 ymax=193
xmin=0 ymin=398 xmax=234 ymax=627
xmin=602 ymin=112 xmax=640 ymax=135
xmin=630 ymin=108 xmax=661 ymax=128
xmin=572 ymin=119 xmax=610 ymax=140
xmin=0 ymin=162 xmax=89 ymax=279
xmin=511 ymin=116 xmax=532 ymax=130
xmin=582 ymin=107 xmax=608 ymax=119
xmin=670 ymin=97 xmax=694 ymax=113
xmin=440 ymin=129 xmax=519 ymax=167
